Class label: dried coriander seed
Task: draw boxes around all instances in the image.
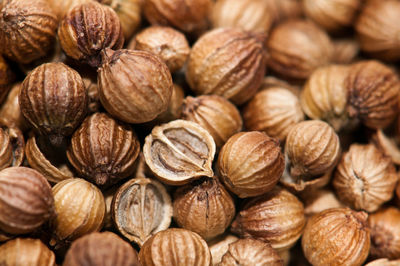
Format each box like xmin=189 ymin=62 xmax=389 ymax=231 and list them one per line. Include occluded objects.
xmin=112 ymin=155 xmax=172 ymax=246
xmin=143 ymin=120 xmax=216 ymax=185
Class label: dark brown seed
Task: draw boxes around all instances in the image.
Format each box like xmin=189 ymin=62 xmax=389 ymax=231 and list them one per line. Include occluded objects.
xmin=346 ymin=60 xmax=400 ymax=129
xmin=58 ymin=1 xmax=124 ymax=67
xmin=19 ymin=63 xmax=88 ymax=146
xmin=98 ymin=49 xmax=173 ymax=124
xmin=173 ymin=178 xmax=235 ymax=240
xmin=67 ymin=112 xmax=140 ymax=187
xmin=186 ymin=28 xmax=266 ymax=105
xmin=231 ymin=187 xmax=305 ymax=251
xmin=0 ymin=0 xmax=58 ymax=64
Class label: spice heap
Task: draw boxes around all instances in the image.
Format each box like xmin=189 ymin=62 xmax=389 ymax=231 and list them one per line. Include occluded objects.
xmin=1 ymin=0 xmax=400 ymax=265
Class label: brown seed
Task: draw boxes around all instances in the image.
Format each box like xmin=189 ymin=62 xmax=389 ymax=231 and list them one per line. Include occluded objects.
xmin=143 ymin=0 xmax=212 ymax=34
xmin=173 ymin=178 xmax=235 ymax=240
xmin=284 ymin=120 xmax=341 ymax=190
xmin=181 ymin=95 xmax=243 ymax=148
xmin=356 ymin=0 xmax=400 ymax=61
xmin=0 ymin=167 xmax=54 ymax=235
xmin=51 ymin=178 xmax=105 ymax=245
xmin=231 ymin=187 xmax=305 ymax=251
xmin=300 ymin=65 xmax=350 ymax=131
xmin=0 ymin=238 xmax=55 ymax=266
xmin=302 ymin=0 xmax=361 ymax=32
xmin=219 ymin=238 xmax=283 ymax=266
xmin=0 ymin=83 xmax=28 ymax=132
xmin=302 ymin=208 xmax=370 ymax=266
xmin=333 ymin=143 xmax=398 ymax=212
xmin=186 ymin=28 xmax=266 ymax=105
xmin=346 ymin=60 xmax=400 ymax=129
xmin=218 ymin=131 xmax=284 ymax=198
xmin=67 ymin=112 xmax=140 ymax=187
xmin=368 ymin=207 xmax=400 ymax=259
xmin=98 ymin=0 xmax=142 ymax=40
xmin=58 ymin=1 xmax=124 ymax=67
xmin=129 ymin=26 xmax=190 ymax=73
xmin=63 ymin=231 xmax=140 ymax=266
xmin=267 ymin=19 xmax=333 ymax=80
xmin=139 ymin=228 xmax=212 ymax=266
xmin=19 ymin=62 xmax=88 ymax=147
xmin=98 ymin=48 xmax=173 ymax=124
xmin=25 ymin=135 xmax=74 ymax=184
xmin=243 ymin=86 xmax=304 ymax=141
xmin=211 ymin=0 xmax=273 ymax=33
xmin=0 ymin=0 xmax=58 ymax=64
xmin=112 ymin=156 xmax=172 ymax=246
xmin=143 ymin=120 xmax=216 ymax=185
